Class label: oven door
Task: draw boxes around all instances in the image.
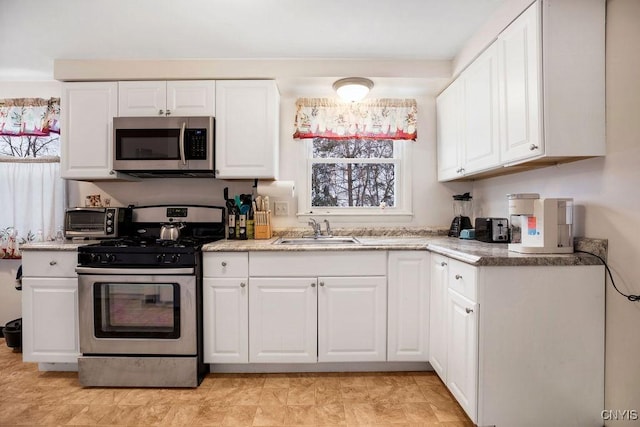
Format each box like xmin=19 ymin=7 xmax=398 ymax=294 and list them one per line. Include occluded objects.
xmin=78 ymin=270 xmax=197 ymax=355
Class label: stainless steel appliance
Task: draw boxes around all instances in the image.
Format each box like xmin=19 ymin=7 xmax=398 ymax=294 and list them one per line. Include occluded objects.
xmin=474 ymin=217 xmax=509 ymax=243
xmin=113 ymin=116 xmax=215 ymax=177
xmin=64 ymin=207 xmax=131 ymax=239
xmin=507 ymin=193 xmax=574 ymax=254
xmin=76 ymin=204 xmax=225 ymax=387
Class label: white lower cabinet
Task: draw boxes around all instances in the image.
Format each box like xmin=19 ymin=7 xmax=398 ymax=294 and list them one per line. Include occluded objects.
xmin=387 ymin=251 xmax=429 ymax=361
xmin=318 ymin=276 xmax=387 ymax=362
xmin=429 ymin=255 xmax=605 ymax=426
xmin=202 ymin=278 xmax=248 ymax=363
xmin=446 ymin=288 xmax=478 ymax=420
xmin=428 ymin=253 xmax=448 ymax=379
xmin=248 ymin=277 xmax=317 ymax=363
xmin=202 ymin=252 xmax=249 ymax=364
xmin=21 ymin=250 xmax=80 ymax=364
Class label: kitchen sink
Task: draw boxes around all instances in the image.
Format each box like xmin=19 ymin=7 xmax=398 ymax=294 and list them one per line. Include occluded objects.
xmin=273 ymin=236 xmax=361 ymax=245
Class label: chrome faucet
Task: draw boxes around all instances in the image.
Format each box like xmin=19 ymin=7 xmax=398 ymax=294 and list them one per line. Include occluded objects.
xmin=308 ymin=219 xmax=322 ymax=237
xmin=323 ymin=219 xmax=332 ymax=236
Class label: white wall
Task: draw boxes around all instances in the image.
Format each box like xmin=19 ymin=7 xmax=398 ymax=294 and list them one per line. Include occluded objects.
xmin=465 ymin=0 xmax=640 ymax=422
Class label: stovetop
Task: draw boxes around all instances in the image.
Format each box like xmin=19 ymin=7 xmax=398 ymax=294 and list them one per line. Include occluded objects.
xmin=77 ymin=204 xmax=226 ymax=268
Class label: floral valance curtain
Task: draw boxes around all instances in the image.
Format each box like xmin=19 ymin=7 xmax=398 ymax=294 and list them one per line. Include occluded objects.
xmin=293 ymin=98 xmax=417 ymax=141
xmin=0 ymin=97 xmax=60 ymax=159
xmin=0 ymin=97 xmax=60 ymax=137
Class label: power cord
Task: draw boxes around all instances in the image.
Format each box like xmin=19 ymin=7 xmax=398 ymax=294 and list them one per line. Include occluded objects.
xmin=575 ymin=250 xmax=640 ymax=302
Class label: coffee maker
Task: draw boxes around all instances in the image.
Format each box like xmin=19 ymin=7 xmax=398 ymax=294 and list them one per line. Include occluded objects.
xmin=448 ymin=193 xmax=473 ymax=237
xmin=507 ymin=193 xmax=574 ymax=254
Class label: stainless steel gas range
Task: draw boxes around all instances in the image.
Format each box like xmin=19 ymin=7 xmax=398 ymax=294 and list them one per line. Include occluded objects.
xmin=75 ymin=204 xmax=225 ymax=387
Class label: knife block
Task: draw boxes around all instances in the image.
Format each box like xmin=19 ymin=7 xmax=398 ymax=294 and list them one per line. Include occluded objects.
xmin=254 ymin=211 xmax=272 ymax=239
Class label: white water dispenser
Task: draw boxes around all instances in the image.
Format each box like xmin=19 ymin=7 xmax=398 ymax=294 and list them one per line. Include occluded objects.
xmin=507 ymin=193 xmax=574 ymax=254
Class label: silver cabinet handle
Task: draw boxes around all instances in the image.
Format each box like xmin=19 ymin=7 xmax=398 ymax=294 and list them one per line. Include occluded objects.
xmin=455 ymin=274 xmax=462 ymax=280
xmin=158 ymin=109 xmax=164 ymax=116
xmin=49 ymin=260 xmax=57 ymax=266
xmin=465 ymin=307 xmax=474 ymax=314
xmin=109 ymin=170 xmax=115 ymax=175
xmin=530 ymin=144 xmax=539 ymax=151
xmin=440 ymin=261 xmax=447 ymax=267
xmin=319 ymin=282 xmax=325 ymax=287
xmin=221 ymin=261 xmax=227 ymax=267
xmin=240 ymin=282 xmax=246 ymax=288
xmin=166 ymin=109 xmax=171 ymax=116
xmin=311 ymin=283 xmax=316 ymax=287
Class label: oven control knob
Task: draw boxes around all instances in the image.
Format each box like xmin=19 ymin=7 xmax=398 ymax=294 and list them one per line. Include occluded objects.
xmin=90 ymin=254 xmax=101 ymax=263
xmin=106 ymin=227 xmax=113 ymax=233
xmin=106 ymin=212 xmax=113 ymax=219
xmin=107 ymin=220 xmax=113 ymax=226
xmin=105 ymin=254 xmax=116 ymax=263
xmin=156 ymin=254 xmax=166 ymax=263
xmin=170 ymin=254 xmax=180 ymax=263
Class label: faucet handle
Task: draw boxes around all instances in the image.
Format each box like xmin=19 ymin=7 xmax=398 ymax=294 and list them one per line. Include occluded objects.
xmin=323 ymin=219 xmax=332 ymax=236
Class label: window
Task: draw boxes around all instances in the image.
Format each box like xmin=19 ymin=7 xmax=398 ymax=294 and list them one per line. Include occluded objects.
xmin=293 ymin=97 xmax=417 ymax=219
xmin=0 ymin=97 xmax=64 ymax=257
xmin=299 ymin=137 xmax=412 ymax=217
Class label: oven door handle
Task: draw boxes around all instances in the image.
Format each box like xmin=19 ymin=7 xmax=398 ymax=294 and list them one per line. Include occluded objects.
xmin=76 ymin=267 xmax=195 ymax=275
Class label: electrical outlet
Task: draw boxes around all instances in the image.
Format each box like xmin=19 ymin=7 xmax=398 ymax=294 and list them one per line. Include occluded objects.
xmin=274 ymin=201 xmax=289 ymax=216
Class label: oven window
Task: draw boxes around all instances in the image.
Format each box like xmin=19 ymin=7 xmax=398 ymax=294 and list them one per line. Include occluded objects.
xmin=93 ymin=282 xmax=180 ymax=339
xmin=116 ymin=129 xmax=181 ymax=160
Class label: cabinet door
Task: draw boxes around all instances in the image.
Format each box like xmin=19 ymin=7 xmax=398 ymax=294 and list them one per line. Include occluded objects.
xmin=249 ymin=277 xmax=317 ymax=363
xmin=167 ymin=80 xmax=216 ymax=116
xmin=447 ymin=288 xmax=478 ymax=423
xmin=318 ymin=276 xmax=387 ymax=362
xmin=203 ymin=277 xmax=248 ymax=363
xmin=215 ymin=80 xmax=279 ymax=179
xmin=22 ymin=277 xmax=79 ymax=363
xmin=462 ymin=43 xmax=500 ymax=174
xmin=118 ymin=81 xmax=167 ymax=117
xmin=436 ymin=79 xmax=463 ymax=181
xmin=61 ymin=82 xmax=125 ymax=180
xmin=387 ymin=252 xmax=429 ymax=361
xmin=498 ymin=2 xmax=543 ymax=164
xmin=428 ymin=254 xmax=449 ymax=380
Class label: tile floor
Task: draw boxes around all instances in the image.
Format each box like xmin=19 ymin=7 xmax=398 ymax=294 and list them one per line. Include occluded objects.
xmin=0 ymin=340 xmax=472 ymax=426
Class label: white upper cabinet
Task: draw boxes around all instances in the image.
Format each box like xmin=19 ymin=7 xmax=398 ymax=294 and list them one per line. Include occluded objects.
xmin=437 ymin=43 xmax=500 ymax=181
xmin=462 ymin=43 xmax=500 ymax=174
xmin=437 ymin=0 xmax=605 ymax=180
xmin=118 ymin=80 xmax=216 ymax=117
xmin=497 ymin=2 xmax=543 ymax=163
xmin=215 ymin=80 xmax=279 ymax=179
xmin=61 ymin=82 xmax=129 ymax=180
xmin=436 ymin=79 xmax=463 ymax=181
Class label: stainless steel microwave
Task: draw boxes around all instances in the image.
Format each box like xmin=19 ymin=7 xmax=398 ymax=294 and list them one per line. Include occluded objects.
xmin=65 ymin=207 xmax=130 ymax=239
xmin=113 ymin=116 xmax=215 ymax=177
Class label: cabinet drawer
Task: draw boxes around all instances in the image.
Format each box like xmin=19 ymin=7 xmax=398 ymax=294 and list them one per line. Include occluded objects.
xmin=448 ymin=259 xmax=477 ymax=301
xmin=22 ymin=251 xmax=78 ymax=277
xmin=203 ymin=252 xmax=248 ymax=277
xmin=250 ymin=251 xmax=387 ymax=277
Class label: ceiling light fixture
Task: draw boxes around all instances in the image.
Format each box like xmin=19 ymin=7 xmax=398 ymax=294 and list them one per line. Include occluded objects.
xmin=333 ymin=77 xmax=374 ymax=102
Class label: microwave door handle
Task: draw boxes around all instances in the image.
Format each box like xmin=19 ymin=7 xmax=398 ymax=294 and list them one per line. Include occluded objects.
xmin=179 ymin=122 xmax=186 ymax=165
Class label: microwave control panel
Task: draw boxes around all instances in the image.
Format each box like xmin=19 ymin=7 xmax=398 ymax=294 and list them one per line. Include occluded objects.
xmin=185 ymin=129 xmax=207 ymax=160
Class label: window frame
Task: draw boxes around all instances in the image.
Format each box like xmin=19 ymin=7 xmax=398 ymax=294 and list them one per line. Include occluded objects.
xmin=296 ymin=138 xmax=413 ymax=222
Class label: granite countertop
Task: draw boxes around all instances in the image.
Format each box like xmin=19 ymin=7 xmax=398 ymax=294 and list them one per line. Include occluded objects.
xmin=202 ymin=235 xmax=607 ymax=267
xmin=21 ymin=240 xmax=100 ymax=251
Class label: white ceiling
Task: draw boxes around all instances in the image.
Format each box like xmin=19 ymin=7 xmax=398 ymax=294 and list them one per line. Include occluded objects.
xmin=0 ymin=0 xmax=505 ymax=82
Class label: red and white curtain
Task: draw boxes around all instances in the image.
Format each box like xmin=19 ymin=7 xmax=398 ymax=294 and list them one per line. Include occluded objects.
xmin=0 ymin=98 xmax=63 ymax=256
xmin=293 ymin=98 xmax=417 ymax=141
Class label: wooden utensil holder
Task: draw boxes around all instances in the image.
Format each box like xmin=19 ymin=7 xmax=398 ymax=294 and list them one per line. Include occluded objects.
xmin=254 ymin=211 xmax=272 ymax=239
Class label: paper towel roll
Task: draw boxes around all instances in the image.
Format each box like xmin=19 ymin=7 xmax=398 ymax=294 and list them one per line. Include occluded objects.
xmin=256 ymin=180 xmax=296 ymax=199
